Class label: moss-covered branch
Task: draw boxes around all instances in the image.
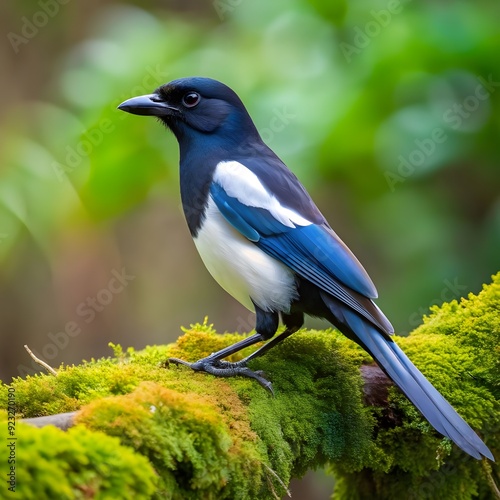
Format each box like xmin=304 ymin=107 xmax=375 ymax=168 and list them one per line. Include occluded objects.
xmin=1 ymin=274 xmax=499 ymax=499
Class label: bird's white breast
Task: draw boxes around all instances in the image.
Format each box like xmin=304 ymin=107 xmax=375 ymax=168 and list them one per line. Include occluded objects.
xmin=194 ymin=197 xmax=298 ymax=312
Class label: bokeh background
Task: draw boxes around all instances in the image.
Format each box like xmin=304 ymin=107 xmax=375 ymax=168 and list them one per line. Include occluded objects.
xmin=0 ymin=0 xmax=499 ymax=494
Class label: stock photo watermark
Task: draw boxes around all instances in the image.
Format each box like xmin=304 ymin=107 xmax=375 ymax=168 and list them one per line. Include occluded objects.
xmin=259 ymin=106 xmax=296 ymax=144
xmin=213 ymin=0 xmax=244 ymax=21
xmin=17 ymin=267 xmax=135 ymax=376
xmin=340 ymin=0 xmax=410 ymax=63
xmin=7 ymin=0 xmax=72 ymax=54
xmin=6 ymin=387 xmax=16 ymax=493
xmin=385 ymin=74 xmax=499 ymax=192
xmin=51 ymin=65 xmax=169 ymax=182
xmin=402 ymin=277 xmax=468 ymax=335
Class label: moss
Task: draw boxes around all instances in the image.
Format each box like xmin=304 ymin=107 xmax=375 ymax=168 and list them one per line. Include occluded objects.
xmin=75 ymin=327 xmax=374 ymax=499
xmin=245 ymin=330 xmax=373 ymax=476
xmin=76 ymin=381 xmax=265 ymax=499
xmin=0 ymin=276 xmax=498 ymax=499
xmin=331 ymin=273 xmax=500 ymax=499
xmin=0 ymin=421 xmax=156 ymax=499
xmin=0 ymin=322 xmax=373 ymax=499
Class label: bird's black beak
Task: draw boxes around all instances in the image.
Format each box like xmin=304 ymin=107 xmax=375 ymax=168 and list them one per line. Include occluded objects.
xmin=117 ymin=94 xmax=177 ymax=117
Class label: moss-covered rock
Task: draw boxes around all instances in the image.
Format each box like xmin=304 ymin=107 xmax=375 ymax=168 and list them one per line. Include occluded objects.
xmin=0 ymin=275 xmax=498 ymax=499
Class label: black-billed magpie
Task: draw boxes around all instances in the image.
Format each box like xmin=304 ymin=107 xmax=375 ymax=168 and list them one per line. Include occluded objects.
xmin=118 ymin=77 xmax=493 ymax=461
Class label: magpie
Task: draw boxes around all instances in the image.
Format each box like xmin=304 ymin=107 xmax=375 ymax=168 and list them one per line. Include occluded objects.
xmin=118 ymin=77 xmax=493 ymax=461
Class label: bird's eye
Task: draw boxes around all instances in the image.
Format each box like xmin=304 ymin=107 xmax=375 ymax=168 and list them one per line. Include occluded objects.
xmin=182 ymin=92 xmax=200 ymax=108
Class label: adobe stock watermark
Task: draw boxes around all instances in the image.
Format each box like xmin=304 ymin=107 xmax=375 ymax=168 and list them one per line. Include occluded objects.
xmin=385 ymin=74 xmax=500 ymax=192
xmin=340 ymin=0 xmax=409 ymax=63
xmin=235 ymin=311 xmax=256 ymax=335
xmin=401 ymin=277 xmax=468 ymax=336
xmin=259 ymin=106 xmax=296 ymax=144
xmin=213 ymin=0 xmax=244 ymax=21
xmin=6 ymin=387 xmax=16 ymax=493
xmin=236 ymin=105 xmax=296 ymax=157
xmin=51 ymin=65 xmax=169 ymax=182
xmin=17 ymin=267 xmax=135 ymax=376
xmin=7 ymin=0 xmax=72 ymax=54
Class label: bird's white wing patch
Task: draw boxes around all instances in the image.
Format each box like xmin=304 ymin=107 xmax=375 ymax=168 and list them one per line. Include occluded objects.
xmin=213 ymin=161 xmax=312 ymax=228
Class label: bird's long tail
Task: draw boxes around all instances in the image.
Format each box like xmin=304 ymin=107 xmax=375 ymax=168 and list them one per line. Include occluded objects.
xmin=323 ymin=296 xmax=494 ymax=460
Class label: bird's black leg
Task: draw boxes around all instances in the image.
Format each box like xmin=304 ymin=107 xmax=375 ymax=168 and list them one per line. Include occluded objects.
xmin=168 ymin=304 xmax=280 ymax=392
xmin=222 ymin=310 xmax=304 ymax=365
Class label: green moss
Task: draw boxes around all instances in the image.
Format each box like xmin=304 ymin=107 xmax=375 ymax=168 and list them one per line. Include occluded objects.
xmin=0 ymin=322 xmax=373 ymax=499
xmin=0 ymin=277 xmax=498 ymax=499
xmin=76 ymin=381 xmax=265 ymax=499
xmin=332 ymin=273 xmax=500 ymax=499
xmin=246 ymin=330 xmax=373 ymax=477
xmin=0 ymin=422 xmax=156 ymax=499
xmin=76 ymin=327 xmax=374 ymax=499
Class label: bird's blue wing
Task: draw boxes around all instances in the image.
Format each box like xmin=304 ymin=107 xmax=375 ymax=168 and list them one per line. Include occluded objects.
xmin=210 ymin=173 xmax=393 ymax=334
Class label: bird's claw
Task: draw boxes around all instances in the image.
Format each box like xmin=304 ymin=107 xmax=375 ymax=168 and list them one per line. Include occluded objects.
xmin=166 ymin=357 xmax=273 ymax=394
xmin=166 ymin=357 xmax=193 ymax=368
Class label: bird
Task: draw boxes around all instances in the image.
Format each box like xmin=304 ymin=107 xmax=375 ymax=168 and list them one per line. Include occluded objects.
xmin=118 ymin=76 xmax=493 ymax=461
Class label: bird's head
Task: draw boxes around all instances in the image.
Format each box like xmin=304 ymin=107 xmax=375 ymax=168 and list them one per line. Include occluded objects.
xmin=118 ymin=77 xmax=259 ymax=148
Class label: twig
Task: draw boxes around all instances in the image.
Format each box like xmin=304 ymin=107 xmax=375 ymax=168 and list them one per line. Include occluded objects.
xmin=24 ymin=345 xmax=57 ymax=376
xmin=482 ymin=457 xmax=500 ymax=499
xmin=263 ymin=463 xmax=291 ymax=499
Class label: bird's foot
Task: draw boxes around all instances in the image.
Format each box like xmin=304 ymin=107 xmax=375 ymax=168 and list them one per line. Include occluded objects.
xmin=167 ymin=357 xmax=273 ymax=394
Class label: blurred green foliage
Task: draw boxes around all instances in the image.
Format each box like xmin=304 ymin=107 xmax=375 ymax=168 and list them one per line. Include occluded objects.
xmin=0 ymin=0 xmax=499 ymax=380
